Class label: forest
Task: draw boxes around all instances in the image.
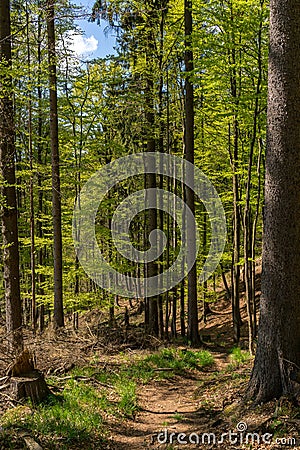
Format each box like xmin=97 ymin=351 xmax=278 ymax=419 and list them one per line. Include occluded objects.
xmin=0 ymin=0 xmax=300 ymax=448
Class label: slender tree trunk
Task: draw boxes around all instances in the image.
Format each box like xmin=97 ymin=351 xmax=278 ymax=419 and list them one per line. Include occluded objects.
xmin=180 ymin=155 xmax=186 ymax=338
xmin=165 ymin=69 xmax=171 ymax=339
xmin=47 ymin=0 xmax=64 ymax=328
xmin=157 ymin=14 xmax=165 ymax=338
xmin=243 ymin=153 xmax=254 ymax=354
xmin=143 ymin=174 xmax=150 ymax=329
xmin=251 ymin=136 xmax=263 ymax=338
xmin=227 ymin=2 xmax=242 ymax=344
xmin=0 ymin=0 xmax=23 ymax=353
xmin=246 ymin=0 xmax=300 ymax=402
xmin=229 ymin=122 xmax=242 ymax=345
xmin=108 ymin=217 xmax=115 ymax=327
xmin=202 ymin=211 xmax=211 ymax=322
xmin=232 ymin=124 xmax=241 ymax=345
xmin=243 ymin=1 xmax=264 ymax=355
xmin=184 ymin=0 xmax=199 ymax=346
xmin=37 ymin=7 xmax=45 ymax=332
xmin=220 ymin=263 xmax=231 ymax=300
xmin=171 ymin=166 xmax=178 ymax=338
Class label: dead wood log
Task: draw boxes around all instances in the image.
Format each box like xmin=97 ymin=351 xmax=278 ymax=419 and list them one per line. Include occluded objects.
xmin=50 ymin=374 xmax=113 ymax=389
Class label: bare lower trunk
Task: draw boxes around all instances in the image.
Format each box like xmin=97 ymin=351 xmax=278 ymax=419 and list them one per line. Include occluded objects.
xmin=246 ymin=0 xmax=300 ymax=402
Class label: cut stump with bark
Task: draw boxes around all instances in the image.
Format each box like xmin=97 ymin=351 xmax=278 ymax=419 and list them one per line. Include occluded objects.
xmin=7 ymin=349 xmax=50 ymax=405
xmin=11 ymin=371 xmax=50 ymax=405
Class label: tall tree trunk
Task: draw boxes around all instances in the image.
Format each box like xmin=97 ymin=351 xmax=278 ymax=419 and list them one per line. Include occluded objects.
xmin=165 ymin=69 xmax=171 ymax=339
xmin=47 ymin=0 xmax=64 ymax=328
xmin=26 ymin=2 xmax=36 ymax=331
xmin=184 ymin=0 xmax=200 ymax=346
xmin=251 ymin=136 xmax=263 ymax=339
xmin=243 ymin=0 xmax=264 ymax=355
xmin=231 ymin=119 xmax=241 ymax=344
xmin=180 ymin=150 xmax=186 ymax=338
xmin=202 ymin=210 xmax=211 ymax=322
xmin=171 ymin=165 xmax=178 ymax=338
xmin=227 ymin=1 xmax=242 ymax=344
xmin=145 ymin=22 xmax=159 ymax=336
xmin=246 ymin=0 xmax=300 ymax=402
xmin=0 ymin=0 xmax=23 ymax=353
xmin=157 ymin=12 xmax=165 ymax=338
xmin=37 ymin=5 xmax=45 ymax=332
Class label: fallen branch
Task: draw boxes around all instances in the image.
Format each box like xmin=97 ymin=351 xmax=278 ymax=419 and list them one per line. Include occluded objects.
xmin=49 ymin=374 xmax=114 ymax=389
xmin=0 ymin=376 xmax=9 ymax=383
xmin=283 ymin=358 xmax=300 ymax=371
xmin=1 ymin=391 xmax=26 ymax=406
xmin=85 ymin=321 xmax=97 ymax=339
xmin=285 ymin=418 xmax=300 ymax=425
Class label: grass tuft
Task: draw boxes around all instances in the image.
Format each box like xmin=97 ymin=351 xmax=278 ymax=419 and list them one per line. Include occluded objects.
xmin=116 ymin=381 xmax=139 ymax=417
xmin=227 ymin=346 xmax=252 ymax=371
xmin=145 ymin=348 xmax=214 ymax=372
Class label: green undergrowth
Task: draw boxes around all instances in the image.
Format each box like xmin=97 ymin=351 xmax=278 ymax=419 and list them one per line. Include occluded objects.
xmin=0 ymin=348 xmax=214 ymax=449
xmin=144 ymin=348 xmax=214 ymax=373
xmin=1 ymin=380 xmax=107 ymax=449
xmin=227 ymin=346 xmax=252 ymax=371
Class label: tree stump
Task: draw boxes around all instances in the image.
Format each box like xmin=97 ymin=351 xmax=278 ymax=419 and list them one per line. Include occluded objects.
xmin=8 ymin=349 xmax=50 ymax=405
xmin=11 ymin=371 xmax=50 ymax=405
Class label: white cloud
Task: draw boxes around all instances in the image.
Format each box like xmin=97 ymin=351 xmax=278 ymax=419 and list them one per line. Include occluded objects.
xmin=68 ymin=32 xmax=98 ymax=56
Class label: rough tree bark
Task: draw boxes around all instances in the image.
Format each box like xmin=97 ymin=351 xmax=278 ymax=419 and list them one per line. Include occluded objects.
xmin=0 ymin=0 xmax=23 ymax=353
xmin=246 ymin=0 xmax=300 ymax=402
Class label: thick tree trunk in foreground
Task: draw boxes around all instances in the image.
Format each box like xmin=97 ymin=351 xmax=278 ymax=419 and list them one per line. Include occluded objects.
xmin=246 ymin=0 xmax=300 ymax=402
xmin=0 ymin=0 xmax=23 ymax=353
xmin=47 ymin=0 xmax=64 ymax=328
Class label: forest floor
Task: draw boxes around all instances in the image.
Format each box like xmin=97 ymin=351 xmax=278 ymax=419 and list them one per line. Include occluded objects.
xmin=1 ymin=275 xmax=300 ymax=449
